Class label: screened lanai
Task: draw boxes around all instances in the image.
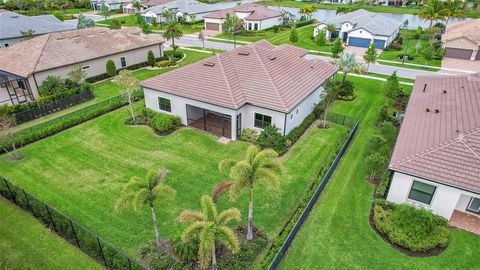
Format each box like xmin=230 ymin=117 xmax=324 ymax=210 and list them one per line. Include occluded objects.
xmin=0 ymin=71 xmax=34 ymax=105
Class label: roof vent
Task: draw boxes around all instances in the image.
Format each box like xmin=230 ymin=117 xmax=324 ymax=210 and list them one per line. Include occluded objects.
xmin=203 ymin=62 xmax=215 ymax=67
xmin=443 ymin=90 xmax=447 ymax=94
xmin=426 ymin=108 xmax=430 ymax=112
xmin=435 ymin=109 xmax=440 ymax=113
xmin=270 ymin=56 xmax=277 ymax=61
xmin=238 ymin=51 xmax=250 ymax=56
xmin=423 ymin=84 xmax=427 ymax=92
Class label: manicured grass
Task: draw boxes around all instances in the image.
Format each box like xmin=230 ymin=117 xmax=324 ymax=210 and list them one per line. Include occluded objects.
xmin=97 ymin=15 xmax=204 ymax=34
xmin=2 ymin=49 xmax=211 ymax=136
xmin=0 ymin=100 xmax=349 ymax=259
xmin=377 ymin=60 xmax=441 ymax=72
xmin=366 ymin=72 xmax=415 ymax=84
xmin=278 ymin=76 xmax=480 ymax=269
xmin=0 ymin=198 xmax=103 ymax=270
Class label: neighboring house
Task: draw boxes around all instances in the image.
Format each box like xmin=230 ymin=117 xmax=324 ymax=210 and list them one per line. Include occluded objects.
xmin=0 ymin=27 xmax=164 ymax=105
xmin=123 ymin=0 xmax=173 ymax=13
xmin=203 ymin=3 xmax=282 ymax=32
xmin=91 ymin=0 xmax=129 ymax=11
xmin=0 ymin=10 xmax=76 ymax=48
xmin=142 ymin=0 xmax=218 ymax=23
xmin=387 ymin=74 xmax=480 ymax=228
xmin=141 ymin=40 xmax=338 ymax=140
xmin=313 ymin=9 xmax=401 ymax=49
xmin=442 ymin=19 xmax=480 ymax=61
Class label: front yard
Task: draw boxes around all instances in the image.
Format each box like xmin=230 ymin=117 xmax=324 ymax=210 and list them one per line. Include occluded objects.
xmin=0 ymin=99 xmax=349 ymax=259
xmin=278 ymin=77 xmax=480 ymax=269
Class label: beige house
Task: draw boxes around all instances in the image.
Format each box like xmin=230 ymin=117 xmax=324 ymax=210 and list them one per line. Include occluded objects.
xmin=442 ymin=19 xmax=480 ymax=61
xmin=0 ymin=27 xmax=164 ymax=105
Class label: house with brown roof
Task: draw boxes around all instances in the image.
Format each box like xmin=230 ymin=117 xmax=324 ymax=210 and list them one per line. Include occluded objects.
xmin=442 ymin=19 xmax=480 ymax=61
xmin=203 ymin=3 xmax=282 ymax=32
xmin=141 ymin=40 xmax=338 ymax=140
xmin=387 ymin=74 xmax=480 ymax=227
xmin=0 ymin=27 xmax=164 ymax=105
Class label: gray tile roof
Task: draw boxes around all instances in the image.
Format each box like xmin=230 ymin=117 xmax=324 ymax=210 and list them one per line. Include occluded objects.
xmin=318 ymin=9 xmax=401 ymax=37
xmin=144 ymin=0 xmax=219 ymax=15
xmin=0 ymin=11 xmax=76 ymax=40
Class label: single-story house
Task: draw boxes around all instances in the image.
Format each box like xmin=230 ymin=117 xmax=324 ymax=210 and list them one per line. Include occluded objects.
xmin=0 ymin=27 xmax=164 ymax=105
xmin=142 ymin=0 xmax=218 ymax=23
xmin=91 ymin=0 xmax=129 ymax=11
xmin=140 ymin=40 xmax=338 ymax=140
xmin=387 ymin=74 xmax=480 ymax=229
xmin=313 ymin=9 xmax=401 ymax=49
xmin=203 ymin=3 xmax=282 ymax=32
xmin=122 ymin=0 xmax=173 ymax=13
xmin=442 ymin=19 xmax=480 ymax=61
xmin=0 ymin=10 xmax=76 ymax=48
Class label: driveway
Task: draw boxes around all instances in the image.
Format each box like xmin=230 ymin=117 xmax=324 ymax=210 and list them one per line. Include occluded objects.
xmin=345 ymin=46 xmax=383 ymax=61
xmin=441 ymin=58 xmax=480 ymax=74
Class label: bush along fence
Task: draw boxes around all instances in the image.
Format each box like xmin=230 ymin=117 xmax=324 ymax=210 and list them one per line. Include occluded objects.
xmin=0 ymin=176 xmax=146 ymax=270
xmin=260 ymin=116 xmax=360 ymax=270
xmin=0 ymin=90 xmax=143 ymax=153
xmin=14 ymin=89 xmax=95 ymax=124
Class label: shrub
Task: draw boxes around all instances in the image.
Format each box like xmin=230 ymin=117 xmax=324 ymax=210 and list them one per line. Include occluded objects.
xmin=373 ymin=201 xmax=449 ymax=252
xmin=52 ymin=10 xmax=64 ymax=21
xmin=257 ymin=125 xmax=287 ymax=154
xmin=294 ymin=20 xmax=313 ymax=28
xmin=272 ymin=25 xmax=280 ymax=33
xmin=38 ymin=76 xmax=67 ymax=96
xmin=109 ymin=19 xmax=121 ymax=29
xmin=240 ymin=128 xmax=259 ymax=143
xmin=139 ymin=242 xmax=190 ymax=270
xmin=315 ymin=33 xmax=326 ymax=47
xmin=337 ymin=80 xmax=355 ymax=98
xmin=289 ymin=27 xmax=299 ymax=43
xmin=133 ymin=107 xmax=181 ymax=135
xmin=172 ymin=237 xmax=198 ymax=261
xmin=106 ymin=59 xmax=117 ymax=77
xmin=396 ymin=54 xmax=414 ymax=60
xmin=147 ymin=50 xmax=155 ymax=67
xmin=385 ymin=41 xmax=402 ymax=51
xmin=218 ymin=236 xmax=267 ymax=270
xmin=286 ymin=113 xmax=316 ymax=144
xmin=375 ymin=171 xmax=391 ymax=199
xmin=384 ymin=71 xmax=401 ymax=99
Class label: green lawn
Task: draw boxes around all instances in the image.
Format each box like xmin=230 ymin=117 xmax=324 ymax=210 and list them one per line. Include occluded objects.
xmin=2 ymin=49 xmax=211 ymax=136
xmin=0 ymin=100 xmax=349 ymax=259
xmin=97 ymin=15 xmax=204 ymax=34
xmin=278 ymin=76 xmax=480 ymax=269
xmin=0 ymin=198 xmax=103 ymax=270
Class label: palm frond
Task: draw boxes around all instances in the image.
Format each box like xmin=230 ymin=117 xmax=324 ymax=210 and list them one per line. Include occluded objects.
xmin=255 ymin=167 xmax=281 ymax=189
xmin=178 ymin=210 xmax=205 ymax=224
xmin=132 ymin=188 xmax=150 ymax=211
xmin=218 ymin=159 xmax=237 ymax=172
xmin=228 ymin=179 xmax=244 ymax=202
xmin=113 ymin=192 xmax=135 ymax=213
xmin=181 ymin=221 xmax=207 ymax=243
xmin=217 ymin=208 xmax=241 ymax=225
xmin=151 ymin=183 xmax=176 ymax=200
xmin=198 ymin=228 xmax=214 ymax=269
xmin=125 ymin=176 xmax=144 ymax=191
xmin=262 ymin=160 xmax=282 ymax=175
xmin=217 ymin=226 xmax=240 ymax=254
xmin=255 ymin=148 xmax=278 ymax=164
xmin=230 ymin=161 xmax=252 ymax=183
xmin=154 ymin=169 xmax=170 ymax=185
xmin=245 ymin=145 xmax=260 ymax=163
xmin=200 ymin=195 xmax=218 ymax=221
xmin=212 ymin=180 xmax=234 ymax=202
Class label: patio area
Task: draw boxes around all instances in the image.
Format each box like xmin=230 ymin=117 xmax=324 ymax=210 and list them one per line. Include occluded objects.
xmin=449 ymin=210 xmax=480 ymax=235
xmin=189 ymin=111 xmax=232 ymax=139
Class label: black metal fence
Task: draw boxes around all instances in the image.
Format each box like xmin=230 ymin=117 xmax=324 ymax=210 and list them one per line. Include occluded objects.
xmin=326 ymin=111 xmax=359 ymax=129
xmin=267 ymin=119 xmax=360 ymax=270
xmin=14 ymin=90 xmax=95 ymax=124
xmin=0 ymin=176 xmax=146 ymax=270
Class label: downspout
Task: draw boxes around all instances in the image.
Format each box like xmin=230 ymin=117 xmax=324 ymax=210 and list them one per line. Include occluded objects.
xmin=283 ymin=112 xmax=287 ymax=136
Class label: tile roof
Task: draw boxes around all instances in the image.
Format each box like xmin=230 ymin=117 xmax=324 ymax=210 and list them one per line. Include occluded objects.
xmin=141 ymin=40 xmax=338 ymax=112
xmin=317 ymin=9 xmax=401 ymax=37
xmin=390 ymin=74 xmax=480 ymax=193
xmin=0 ymin=27 xmax=164 ymax=78
xmin=0 ymin=11 xmax=76 ymax=40
xmin=144 ymin=0 xmax=219 ymax=15
xmin=203 ymin=3 xmax=281 ymax=21
xmin=442 ymin=19 xmax=480 ymax=45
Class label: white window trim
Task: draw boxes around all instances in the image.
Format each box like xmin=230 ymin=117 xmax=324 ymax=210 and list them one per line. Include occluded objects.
xmin=406 ymin=179 xmax=437 ymax=207
xmin=158 ymin=96 xmax=172 ymax=113
xmin=253 ymin=112 xmax=272 ymax=130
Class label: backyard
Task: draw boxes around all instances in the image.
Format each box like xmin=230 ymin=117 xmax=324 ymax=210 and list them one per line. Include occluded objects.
xmin=96 ymin=15 xmax=205 ymax=34
xmin=0 ymin=198 xmax=102 ymax=270
xmin=278 ymin=77 xmax=480 ymax=269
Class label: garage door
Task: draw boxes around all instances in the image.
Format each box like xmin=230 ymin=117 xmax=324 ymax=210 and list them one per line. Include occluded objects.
xmin=374 ymin=39 xmax=385 ymax=49
xmin=348 ymin=37 xmax=371 ymax=48
xmin=205 ymin=22 xmax=219 ymax=31
xmin=445 ymin=48 xmax=473 ymax=60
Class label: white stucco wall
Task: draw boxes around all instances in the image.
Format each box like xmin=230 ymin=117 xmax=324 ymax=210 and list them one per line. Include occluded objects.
xmin=204 ymin=18 xmax=224 ymax=31
xmin=250 ymin=16 xmax=282 ymax=30
xmin=386 ymin=171 xmax=480 ymax=219
xmin=236 ymin=104 xmax=286 ymax=135
xmin=284 ymin=85 xmax=324 ymax=134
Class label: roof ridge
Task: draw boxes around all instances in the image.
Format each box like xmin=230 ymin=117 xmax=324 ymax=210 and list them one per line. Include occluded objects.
xmin=216 ymin=54 xmax=238 ymax=109
xmin=392 ymin=128 xmax=480 ymax=167
xmin=31 ymin=34 xmax=51 ymax=75
xmin=250 ymin=44 xmax=288 ymax=111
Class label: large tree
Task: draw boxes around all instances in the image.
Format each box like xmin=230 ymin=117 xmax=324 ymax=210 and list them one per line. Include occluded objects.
xmin=115 ymin=70 xmax=139 ymax=123
xmin=114 ymin=169 xmax=176 ymax=247
xmin=335 ymin=52 xmax=360 ymax=82
xmin=319 ymin=80 xmax=339 ymax=128
xmin=443 ymin=0 xmax=466 ymax=26
xmin=418 ymin=0 xmax=447 ymax=28
xmin=178 ymin=195 xmax=240 ymax=270
xmin=162 ymin=20 xmax=183 ymax=47
xmin=298 ymin=4 xmax=317 ymax=20
xmin=218 ymin=145 xmax=281 ymax=241
xmin=363 ymin=42 xmax=378 ymax=72
xmin=221 ymin=14 xmax=243 ymax=48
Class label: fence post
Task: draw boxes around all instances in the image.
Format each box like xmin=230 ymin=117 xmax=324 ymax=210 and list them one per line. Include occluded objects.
xmin=45 ymin=203 xmax=57 ymax=232
xmin=127 ymin=257 xmax=133 ymax=270
xmin=3 ymin=178 xmax=18 ymax=205
xmin=69 ymin=219 xmax=81 ymax=248
xmin=97 ymin=237 xmax=108 ymax=268
xmin=22 ymin=189 xmax=37 ymax=218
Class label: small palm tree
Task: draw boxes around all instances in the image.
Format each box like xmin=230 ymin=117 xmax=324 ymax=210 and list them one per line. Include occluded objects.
xmin=418 ymin=0 xmax=447 ymax=28
xmin=162 ymin=20 xmax=184 ymax=47
xmin=218 ymin=145 xmax=281 ymax=241
xmin=178 ymin=195 xmax=240 ymax=270
xmin=335 ymin=52 xmax=360 ymax=82
xmin=325 ymin=23 xmax=336 ymax=41
xmin=161 ymin=8 xmax=174 ymax=23
xmin=114 ymin=169 xmax=176 ymax=247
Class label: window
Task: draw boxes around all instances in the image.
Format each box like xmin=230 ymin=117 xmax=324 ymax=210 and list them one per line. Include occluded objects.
xmin=254 ymin=23 xmax=258 ymax=30
xmin=16 ymin=79 xmax=25 ymax=90
xmin=467 ymin=197 xmax=480 ymax=213
xmin=408 ymin=181 xmax=436 ymax=205
xmin=296 ymin=109 xmax=299 ymax=115
xmin=4 ymin=44 xmax=9 ymax=47
xmin=158 ymin=97 xmax=171 ymax=112
xmin=254 ymin=113 xmax=272 ymax=129
xmin=82 ymin=65 xmax=90 ymax=70
xmin=290 ymin=114 xmax=293 ymax=120
xmin=120 ymin=57 xmax=127 ymax=67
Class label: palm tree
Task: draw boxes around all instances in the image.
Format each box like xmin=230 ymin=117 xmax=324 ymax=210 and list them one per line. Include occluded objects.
xmin=418 ymin=0 xmax=447 ymax=28
xmin=178 ymin=195 xmax=240 ymax=270
xmin=161 ymin=8 xmax=174 ymax=23
xmin=114 ymin=169 xmax=176 ymax=247
xmin=335 ymin=52 xmax=360 ymax=82
xmin=132 ymin=0 xmax=143 ymax=11
xmin=325 ymin=23 xmax=336 ymax=41
xmin=162 ymin=20 xmax=183 ymax=47
xmin=443 ymin=0 xmax=466 ymax=26
xmin=218 ymin=145 xmax=281 ymax=241
xmin=222 ymin=14 xmax=243 ymax=48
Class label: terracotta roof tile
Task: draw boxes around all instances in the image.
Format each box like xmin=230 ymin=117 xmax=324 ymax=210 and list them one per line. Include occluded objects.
xmin=140 ymin=40 xmax=338 ymax=112
xmin=442 ymin=19 xmax=480 ymax=45
xmin=390 ymin=74 xmax=480 ymax=193
xmin=204 ymin=3 xmax=281 ymax=20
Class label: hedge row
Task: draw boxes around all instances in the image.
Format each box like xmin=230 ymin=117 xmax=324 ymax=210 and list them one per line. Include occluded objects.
xmin=294 ymin=20 xmax=314 ymax=28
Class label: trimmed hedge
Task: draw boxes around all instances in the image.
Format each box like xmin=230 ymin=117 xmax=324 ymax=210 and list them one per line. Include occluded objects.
xmin=295 ymin=20 xmax=314 ymax=28
xmin=373 ymin=200 xmax=449 ymax=253
xmin=131 ymin=107 xmax=181 ymax=135
xmin=375 ymin=171 xmax=392 ymax=199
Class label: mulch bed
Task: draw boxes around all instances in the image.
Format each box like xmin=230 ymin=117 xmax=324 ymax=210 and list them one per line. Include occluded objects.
xmin=368 ymin=204 xmax=447 ymax=257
